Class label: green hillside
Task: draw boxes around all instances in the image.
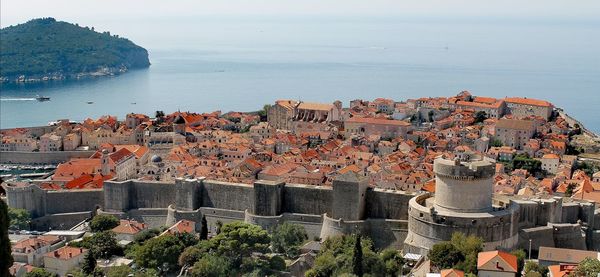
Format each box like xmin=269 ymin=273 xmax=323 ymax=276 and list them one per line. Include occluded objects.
xmin=0 ymin=18 xmax=150 ymax=82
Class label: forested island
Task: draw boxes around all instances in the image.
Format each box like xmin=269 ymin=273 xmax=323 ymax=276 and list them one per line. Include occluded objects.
xmin=0 ymin=18 xmax=150 ymax=83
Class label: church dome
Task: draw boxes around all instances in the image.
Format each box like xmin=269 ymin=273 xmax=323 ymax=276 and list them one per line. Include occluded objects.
xmin=151 ymin=155 xmax=163 ymax=163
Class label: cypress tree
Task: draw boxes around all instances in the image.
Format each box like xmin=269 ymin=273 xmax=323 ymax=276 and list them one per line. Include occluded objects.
xmin=1 ymin=200 xmax=13 ymax=277
xmin=81 ymin=251 xmax=97 ymax=275
xmin=352 ymin=234 xmax=363 ymax=277
xmin=200 ymin=215 xmax=208 ymax=240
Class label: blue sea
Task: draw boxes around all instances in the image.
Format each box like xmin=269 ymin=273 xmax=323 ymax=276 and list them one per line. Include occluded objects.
xmin=1 ymin=16 xmax=599 ymax=133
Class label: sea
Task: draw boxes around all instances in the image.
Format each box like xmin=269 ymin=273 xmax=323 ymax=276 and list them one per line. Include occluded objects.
xmin=1 ymin=16 xmax=599 ymax=133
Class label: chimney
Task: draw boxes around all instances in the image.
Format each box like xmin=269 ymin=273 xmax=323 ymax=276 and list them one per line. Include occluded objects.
xmin=54 ymin=250 xmax=59 ymax=257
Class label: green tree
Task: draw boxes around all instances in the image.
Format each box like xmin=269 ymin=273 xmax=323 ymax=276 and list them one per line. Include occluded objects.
xmin=305 ymin=235 xmax=384 ymax=277
xmin=81 ymin=252 xmax=97 ymax=275
xmin=133 ymin=228 xmax=161 ymax=244
xmin=178 ymin=243 xmax=207 ymax=268
xmin=70 ymin=231 xmax=121 ymax=259
xmin=210 ymin=221 xmax=270 ymax=267
xmin=490 ymin=138 xmax=503 ymax=147
xmin=573 ymin=257 xmax=600 ymax=276
xmin=451 ymin=233 xmax=483 ymax=273
xmin=271 ymin=222 xmax=308 ymax=258
xmin=90 ymin=214 xmax=119 ymax=232
xmin=512 ymin=154 xmax=542 ymax=175
xmin=523 ymin=261 xmax=548 ymax=277
xmin=7 ymin=207 xmax=31 ymax=230
xmin=269 ymin=256 xmax=286 ymax=272
xmin=133 ymin=234 xmax=187 ymax=272
xmin=428 ymin=241 xmax=464 ymax=270
xmin=189 ymin=255 xmax=232 ymax=277
xmin=25 ymin=268 xmax=57 ymax=277
xmin=428 ymin=232 xmax=483 ymax=274
xmin=352 ymin=235 xmax=364 ymax=277
xmin=200 ymin=215 xmax=208 ymax=240
xmin=380 ymin=249 xmax=404 ymax=276
xmin=1 ymin=200 xmax=14 ymax=277
xmin=106 ymin=265 xmax=131 ymax=277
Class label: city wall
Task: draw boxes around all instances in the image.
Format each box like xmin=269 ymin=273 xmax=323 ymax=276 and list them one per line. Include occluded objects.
xmin=6 ymin=176 xmax=415 ymax=249
xmin=0 ymin=150 xmax=95 ymax=164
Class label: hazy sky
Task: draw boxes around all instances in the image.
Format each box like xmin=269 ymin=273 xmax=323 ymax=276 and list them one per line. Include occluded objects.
xmin=2 ymin=0 xmax=600 ymax=28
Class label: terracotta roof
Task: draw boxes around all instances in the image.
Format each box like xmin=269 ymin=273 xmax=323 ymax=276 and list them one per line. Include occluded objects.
xmin=297 ymin=102 xmax=334 ymax=111
xmin=456 ymin=100 xmax=503 ymax=109
xmin=495 ymin=119 xmax=536 ymax=130
xmin=542 ymin=153 xmax=560 ymax=159
xmin=45 ymin=246 xmax=86 ymax=260
xmin=112 ymin=219 xmax=146 ymax=235
xmin=505 ymin=97 xmax=552 ymax=107
xmin=162 ymin=220 xmax=195 ymax=236
xmin=13 ymin=236 xmax=61 ymax=252
xmin=548 ymin=264 xmax=577 ymax=277
xmin=346 ymin=117 xmax=410 ymax=126
xmin=473 ymin=96 xmax=498 ymax=104
xmin=115 ymin=145 xmax=149 ymax=159
xmin=440 ymin=269 xmax=464 ymax=277
xmin=52 ymin=159 xmax=101 ymax=182
xmin=477 ymin=250 xmax=518 ymax=272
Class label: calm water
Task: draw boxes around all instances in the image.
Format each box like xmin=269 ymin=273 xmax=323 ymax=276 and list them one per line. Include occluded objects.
xmin=1 ymin=16 xmax=599 ymax=133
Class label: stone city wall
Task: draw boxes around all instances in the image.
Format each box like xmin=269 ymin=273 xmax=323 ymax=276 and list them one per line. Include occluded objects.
xmin=282 ymin=184 xmax=332 ymax=215
xmin=365 ymin=188 xmax=413 ymax=220
xmin=201 ymin=180 xmax=254 ymax=211
xmin=32 ymin=212 xmax=92 ymax=231
xmin=0 ymin=150 xmax=95 ymax=164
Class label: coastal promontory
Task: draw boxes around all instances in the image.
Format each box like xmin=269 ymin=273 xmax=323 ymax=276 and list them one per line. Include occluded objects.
xmin=0 ymin=18 xmax=150 ymax=83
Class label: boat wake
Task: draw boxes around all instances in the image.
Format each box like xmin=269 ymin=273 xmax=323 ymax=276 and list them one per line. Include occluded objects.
xmin=0 ymin=97 xmax=37 ymax=101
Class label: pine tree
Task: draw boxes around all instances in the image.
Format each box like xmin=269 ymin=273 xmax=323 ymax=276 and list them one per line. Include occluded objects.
xmin=200 ymin=215 xmax=208 ymax=240
xmin=352 ymin=234 xmax=364 ymax=277
xmin=81 ymin=252 xmax=96 ymax=275
xmin=1 ymin=200 xmax=13 ymax=277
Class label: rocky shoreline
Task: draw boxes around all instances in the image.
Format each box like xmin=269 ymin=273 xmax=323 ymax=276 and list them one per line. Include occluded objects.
xmin=0 ymin=65 xmax=132 ymax=84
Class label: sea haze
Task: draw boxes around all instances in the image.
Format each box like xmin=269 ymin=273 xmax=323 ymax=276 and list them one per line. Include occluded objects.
xmin=1 ymin=16 xmax=599 ymax=133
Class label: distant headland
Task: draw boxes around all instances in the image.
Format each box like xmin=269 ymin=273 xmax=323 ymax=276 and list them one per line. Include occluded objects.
xmin=0 ymin=18 xmax=150 ymax=83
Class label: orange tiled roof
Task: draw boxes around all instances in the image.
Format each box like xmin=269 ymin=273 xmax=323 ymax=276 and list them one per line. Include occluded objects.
xmin=52 ymin=159 xmax=101 ymax=182
xmin=297 ymin=102 xmax=334 ymax=111
xmin=441 ymin=269 xmax=464 ymax=277
xmin=346 ymin=117 xmax=410 ymax=126
xmin=112 ymin=219 xmax=146 ymax=235
xmin=162 ymin=220 xmax=195 ymax=235
xmin=477 ymin=250 xmax=517 ymax=272
xmin=504 ymin=97 xmax=552 ymax=107
xmin=45 ymin=246 xmax=86 ymax=260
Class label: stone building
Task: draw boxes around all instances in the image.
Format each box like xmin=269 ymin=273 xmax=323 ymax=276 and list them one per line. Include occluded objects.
xmin=39 ymin=133 xmax=62 ymax=152
xmin=504 ymin=97 xmax=553 ymax=120
xmin=404 ymin=150 xmax=597 ymax=256
xmin=540 ymin=153 xmax=560 ymax=175
xmin=344 ymin=117 xmax=411 ymax=139
xmin=267 ymin=100 xmax=297 ymax=130
xmin=404 ymin=151 xmax=520 ymax=255
xmin=494 ymin=119 xmax=536 ymax=150
xmin=0 ymin=135 xmax=38 ymax=151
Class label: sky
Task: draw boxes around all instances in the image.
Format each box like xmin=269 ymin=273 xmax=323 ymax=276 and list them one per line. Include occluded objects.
xmin=2 ymin=0 xmax=600 ymax=28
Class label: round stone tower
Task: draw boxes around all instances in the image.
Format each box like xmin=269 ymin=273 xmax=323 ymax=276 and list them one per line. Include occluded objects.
xmin=404 ymin=151 xmax=519 ymax=255
xmin=433 ymin=151 xmax=496 ymax=213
